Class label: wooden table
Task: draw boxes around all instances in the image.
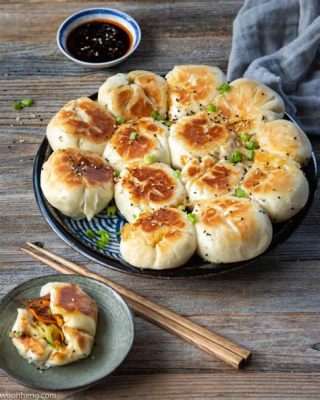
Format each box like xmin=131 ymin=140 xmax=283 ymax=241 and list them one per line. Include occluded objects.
xmin=1 ymin=1 xmax=319 ymax=398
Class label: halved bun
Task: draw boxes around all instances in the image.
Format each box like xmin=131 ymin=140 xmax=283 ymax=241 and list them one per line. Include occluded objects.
xmin=47 ymin=97 xmax=115 ymax=156
xmin=41 ymin=148 xmax=114 ymax=220
xmin=120 ymin=208 xmax=196 ymax=269
xmin=11 ymin=283 xmax=97 ymax=368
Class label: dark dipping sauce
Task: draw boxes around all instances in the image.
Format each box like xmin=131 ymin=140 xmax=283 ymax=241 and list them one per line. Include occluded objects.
xmin=66 ymin=19 xmax=132 ymax=63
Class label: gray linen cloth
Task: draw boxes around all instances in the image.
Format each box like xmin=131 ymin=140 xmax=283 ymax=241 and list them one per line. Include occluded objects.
xmin=227 ymin=0 xmax=320 ymax=135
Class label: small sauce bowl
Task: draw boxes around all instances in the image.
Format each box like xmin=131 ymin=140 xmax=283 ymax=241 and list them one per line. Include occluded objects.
xmin=57 ymin=8 xmax=141 ymax=68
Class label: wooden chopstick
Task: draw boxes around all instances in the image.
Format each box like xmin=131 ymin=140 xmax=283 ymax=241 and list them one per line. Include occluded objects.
xmin=21 ymin=242 xmax=251 ymax=368
xmin=25 ymin=242 xmax=250 ymax=362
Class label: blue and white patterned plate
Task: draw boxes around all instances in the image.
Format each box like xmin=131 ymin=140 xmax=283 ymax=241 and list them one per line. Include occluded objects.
xmin=61 ymin=208 xmax=125 ymax=262
xmin=33 ymin=94 xmax=318 ymax=278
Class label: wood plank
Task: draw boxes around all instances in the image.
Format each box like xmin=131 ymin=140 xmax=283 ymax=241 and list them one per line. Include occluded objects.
xmin=70 ymin=373 xmax=320 ymax=399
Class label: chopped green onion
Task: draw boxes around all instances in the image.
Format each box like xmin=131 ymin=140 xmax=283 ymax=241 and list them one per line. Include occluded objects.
xmin=144 ymin=153 xmax=157 ymax=164
xmin=106 ymin=205 xmax=117 ymax=217
xmin=95 ymin=230 xmax=110 ymax=248
xmin=187 ymin=213 xmax=197 ymax=224
xmin=240 ymin=132 xmax=250 ymax=142
xmin=247 ymin=149 xmax=255 ymax=161
xmin=12 ymin=98 xmax=34 ymax=111
xmin=245 ymin=141 xmax=259 ymax=150
xmin=151 ymin=109 xmax=161 ymax=120
xmin=12 ymin=101 xmax=23 ymax=110
xmin=95 ymin=240 xmax=106 ymax=249
xmin=115 ymin=231 xmax=121 ymax=236
xmin=207 ymin=104 xmax=217 ymax=112
xmin=85 ymin=229 xmax=95 ymax=238
xmin=177 ymin=205 xmax=186 ymax=212
xmin=116 ymin=116 xmax=126 ymax=124
xmin=21 ymin=98 xmax=33 ymax=107
xmin=113 ymin=170 xmax=120 ymax=177
xmin=161 ymin=120 xmax=173 ymax=127
xmin=229 ymin=150 xmax=243 ymax=164
xmin=173 ymin=170 xmax=181 ymax=178
xmin=132 ymin=213 xmax=137 ymax=219
xmin=217 ymin=83 xmax=231 ymax=93
xmin=98 ymin=229 xmax=110 ymax=240
xmin=235 ymin=188 xmax=247 ymax=198
xmin=129 ymin=132 xmax=138 ymax=140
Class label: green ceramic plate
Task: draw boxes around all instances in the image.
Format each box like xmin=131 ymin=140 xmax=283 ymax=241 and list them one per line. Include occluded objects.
xmin=0 ymin=274 xmax=134 ymax=391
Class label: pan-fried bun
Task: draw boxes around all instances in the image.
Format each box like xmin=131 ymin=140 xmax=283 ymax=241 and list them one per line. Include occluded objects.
xmin=215 ymin=78 xmax=285 ymax=124
xmin=181 ymin=156 xmax=246 ymax=204
xmin=103 ymin=117 xmax=171 ymax=171
xmin=47 ymin=97 xmax=116 ymax=156
xmin=41 ymin=148 xmax=114 ymax=220
xmin=11 ymin=282 xmax=97 ymax=368
xmin=193 ymin=196 xmax=273 ymax=263
xmin=40 ymin=282 xmax=97 ymax=367
xmin=255 ymin=119 xmax=312 ymax=165
xmin=241 ymin=151 xmax=309 ymax=222
xmin=114 ymin=162 xmax=187 ymax=222
xmin=166 ymin=65 xmax=226 ymax=120
xmin=169 ymin=111 xmax=236 ymax=169
xmin=120 ymin=208 xmax=196 ymax=269
xmin=98 ymin=71 xmax=168 ymax=120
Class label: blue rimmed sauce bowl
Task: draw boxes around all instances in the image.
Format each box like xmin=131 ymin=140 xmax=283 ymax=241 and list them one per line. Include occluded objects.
xmin=57 ymin=8 xmax=141 ymax=68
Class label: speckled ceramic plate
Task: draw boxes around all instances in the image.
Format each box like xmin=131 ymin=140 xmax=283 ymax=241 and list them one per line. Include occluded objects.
xmin=33 ymin=93 xmax=318 ymax=278
xmin=0 ymin=274 xmax=134 ymax=391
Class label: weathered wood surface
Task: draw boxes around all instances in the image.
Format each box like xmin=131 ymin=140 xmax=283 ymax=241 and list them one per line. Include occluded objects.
xmin=1 ymin=1 xmax=320 ymax=399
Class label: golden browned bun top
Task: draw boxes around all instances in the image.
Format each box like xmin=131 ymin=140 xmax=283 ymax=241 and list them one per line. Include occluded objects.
xmin=110 ymin=118 xmax=163 ymax=160
xmin=215 ymin=79 xmax=284 ymax=123
xmin=175 ymin=112 xmax=231 ymax=151
xmin=166 ymin=65 xmax=222 ymax=109
xmin=115 ymin=86 xmax=154 ymax=119
xmin=48 ymin=148 xmax=113 ymax=188
xmin=184 ymin=157 xmax=244 ymax=192
xmin=242 ymin=152 xmax=296 ymax=194
xmin=54 ymin=283 xmax=97 ymax=320
xmin=122 ymin=164 xmax=176 ymax=203
xmin=199 ymin=197 xmax=261 ymax=240
xmin=122 ymin=208 xmax=187 ymax=245
xmin=55 ymin=97 xmax=116 ymax=143
xmin=137 ymin=208 xmax=186 ymax=232
xmin=128 ymin=70 xmax=168 ymax=115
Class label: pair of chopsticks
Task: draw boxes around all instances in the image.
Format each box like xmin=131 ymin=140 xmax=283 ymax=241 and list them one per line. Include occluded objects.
xmin=21 ymin=242 xmax=251 ymax=369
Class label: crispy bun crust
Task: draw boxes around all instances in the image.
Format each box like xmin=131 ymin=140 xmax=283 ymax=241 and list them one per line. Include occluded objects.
xmin=242 ymin=151 xmax=309 ymax=222
xmin=194 ymin=196 xmax=273 ymax=263
xmin=120 ymin=208 xmax=196 ymax=269
xmin=47 ymin=97 xmax=115 ymax=155
xmin=115 ymin=162 xmax=187 ymax=222
xmin=166 ymin=65 xmax=226 ymax=119
xmin=98 ymin=71 xmax=168 ymax=120
xmin=41 ymin=148 xmax=114 ymax=220
xmin=103 ymin=117 xmax=170 ymax=170
xmin=169 ymin=111 xmax=236 ymax=169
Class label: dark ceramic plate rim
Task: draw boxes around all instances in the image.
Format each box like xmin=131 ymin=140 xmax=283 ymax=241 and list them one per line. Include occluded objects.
xmin=0 ymin=274 xmax=134 ymax=392
xmin=33 ymin=94 xmax=318 ymax=278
